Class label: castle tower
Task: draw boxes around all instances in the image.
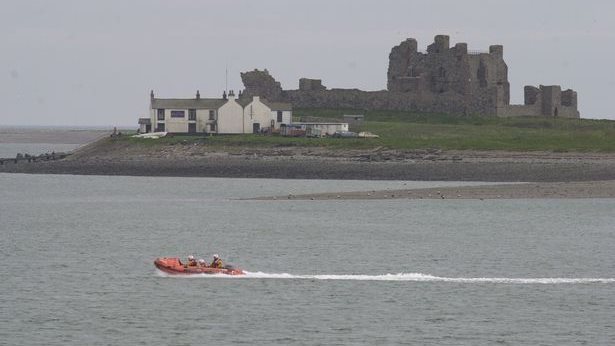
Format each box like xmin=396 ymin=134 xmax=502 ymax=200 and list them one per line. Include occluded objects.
xmin=427 ymin=35 xmax=450 ymax=54
xmin=489 ymin=45 xmax=503 ymax=59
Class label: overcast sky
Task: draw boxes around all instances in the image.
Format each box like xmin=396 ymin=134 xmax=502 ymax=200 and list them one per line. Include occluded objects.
xmin=1 ymin=0 xmax=614 ymax=126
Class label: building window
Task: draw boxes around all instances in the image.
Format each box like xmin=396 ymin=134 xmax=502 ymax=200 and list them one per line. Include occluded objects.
xmin=156 ymin=123 xmax=165 ymax=132
xmin=277 ymin=111 xmax=283 ymax=123
xmin=188 ymin=109 xmax=196 ymax=121
xmin=170 ymin=110 xmax=185 ymax=118
xmin=210 ymin=123 xmax=216 ymax=132
xmin=157 ymin=109 xmax=165 ymax=120
xmin=209 ymin=110 xmax=215 ymax=120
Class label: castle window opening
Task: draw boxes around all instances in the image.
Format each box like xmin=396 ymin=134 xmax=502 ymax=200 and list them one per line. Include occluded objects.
xmin=477 ymin=63 xmax=487 ymax=88
xmin=157 ymin=109 xmax=165 ymax=120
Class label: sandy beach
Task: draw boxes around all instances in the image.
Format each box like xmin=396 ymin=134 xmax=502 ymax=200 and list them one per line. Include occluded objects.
xmin=249 ymin=181 xmax=615 ymax=200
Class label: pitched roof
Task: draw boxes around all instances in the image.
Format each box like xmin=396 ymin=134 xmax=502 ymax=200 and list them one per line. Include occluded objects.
xmin=151 ymin=98 xmax=227 ymax=110
xmin=263 ymin=100 xmax=293 ymax=111
xmin=235 ymin=97 xmax=293 ymax=111
xmin=138 ymin=118 xmax=151 ymax=125
xmin=236 ymin=97 xmax=252 ymax=108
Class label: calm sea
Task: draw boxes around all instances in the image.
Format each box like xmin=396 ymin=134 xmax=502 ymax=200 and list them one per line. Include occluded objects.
xmin=0 ymin=127 xmax=108 ymax=158
xmin=1 ymin=173 xmax=614 ymax=345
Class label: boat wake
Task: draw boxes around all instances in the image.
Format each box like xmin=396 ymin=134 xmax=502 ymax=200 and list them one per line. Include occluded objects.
xmin=156 ymin=270 xmax=615 ymax=284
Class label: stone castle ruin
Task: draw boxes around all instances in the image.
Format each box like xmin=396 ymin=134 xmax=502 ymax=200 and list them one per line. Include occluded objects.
xmin=240 ymin=35 xmax=579 ymax=118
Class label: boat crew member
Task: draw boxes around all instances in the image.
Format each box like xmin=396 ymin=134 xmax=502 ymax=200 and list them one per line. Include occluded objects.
xmin=198 ymin=258 xmax=207 ymax=267
xmin=210 ymin=254 xmax=223 ymax=268
xmin=186 ymin=255 xmax=198 ymax=267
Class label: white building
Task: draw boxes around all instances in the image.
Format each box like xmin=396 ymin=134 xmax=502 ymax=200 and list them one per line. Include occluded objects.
xmin=146 ymin=90 xmax=292 ymax=134
xmin=239 ymin=96 xmax=272 ymax=133
xmin=267 ymin=101 xmax=293 ymax=129
xmin=291 ymin=122 xmax=349 ymax=136
xmin=216 ymin=92 xmax=244 ymax=134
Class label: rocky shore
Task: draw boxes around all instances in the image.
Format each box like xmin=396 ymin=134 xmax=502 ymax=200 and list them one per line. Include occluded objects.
xmin=2 ymin=138 xmax=615 ymax=183
xmin=3 ymin=135 xmax=615 ymax=198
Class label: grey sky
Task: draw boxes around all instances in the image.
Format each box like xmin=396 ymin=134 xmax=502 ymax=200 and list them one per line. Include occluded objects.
xmin=1 ymin=0 xmax=614 ymax=126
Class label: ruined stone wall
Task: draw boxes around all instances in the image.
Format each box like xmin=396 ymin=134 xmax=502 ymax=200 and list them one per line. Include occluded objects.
xmin=299 ymin=78 xmax=326 ymax=91
xmin=281 ymin=89 xmax=490 ymax=115
xmin=497 ymin=85 xmax=579 ymax=118
xmin=240 ymin=69 xmax=282 ymax=100
xmin=240 ymin=35 xmax=580 ymax=118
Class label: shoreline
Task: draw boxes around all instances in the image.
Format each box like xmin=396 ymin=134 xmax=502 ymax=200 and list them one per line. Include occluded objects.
xmin=2 ymin=150 xmax=615 ymax=182
xmin=247 ymin=181 xmax=615 ymax=200
xmin=1 ymin=155 xmax=615 ymax=181
xmin=2 ymin=137 xmax=615 ymax=188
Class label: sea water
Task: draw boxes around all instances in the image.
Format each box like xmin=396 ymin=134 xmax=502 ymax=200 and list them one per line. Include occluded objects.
xmin=0 ymin=127 xmax=107 ymax=158
xmin=1 ymin=173 xmax=614 ymax=345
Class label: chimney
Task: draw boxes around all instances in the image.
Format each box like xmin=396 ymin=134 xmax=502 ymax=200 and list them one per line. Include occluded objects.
xmin=196 ymin=90 xmax=200 ymax=100
xmin=222 ymin=90 xmax=227 ymax=100
xmin=150 ymin=90 xmax=154 ymax=101
xmin=228 ymin=90 xmax=235 ymax=99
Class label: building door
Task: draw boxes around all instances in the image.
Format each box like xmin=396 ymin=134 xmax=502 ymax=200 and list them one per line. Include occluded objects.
xmin=145 ymin=124 xmax=151 ymax=133
xmin=188 ymin=123 xmax=196 ymax=133
xmin=253 ymin=123 xmax=260 ymax=134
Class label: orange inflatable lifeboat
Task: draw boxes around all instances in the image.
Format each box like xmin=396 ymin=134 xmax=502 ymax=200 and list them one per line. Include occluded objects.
xmin=154 ymin=257 xmax=245 ymax=276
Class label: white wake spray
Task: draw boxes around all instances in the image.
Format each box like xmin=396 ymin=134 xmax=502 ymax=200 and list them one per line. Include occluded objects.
xmin=243 ymin=271 xmax=615 ymax=284
xmin=156 ymin=270 xmax=615 ymax=284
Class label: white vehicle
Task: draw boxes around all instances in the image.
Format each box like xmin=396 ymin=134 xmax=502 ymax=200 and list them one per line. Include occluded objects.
xmin=132 ymin=131 xmax=168 ymax=139
xmin=358 ymin=131 xmax=380 ymax=138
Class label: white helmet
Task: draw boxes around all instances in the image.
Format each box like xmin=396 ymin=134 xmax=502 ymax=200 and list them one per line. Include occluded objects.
xmin=188 ymin=255 xmax=195 ymax=260
xmin=198 ymin=258 xmax=205 ymax=264
xmin=213 ymin=254 xmax=219 ymax=259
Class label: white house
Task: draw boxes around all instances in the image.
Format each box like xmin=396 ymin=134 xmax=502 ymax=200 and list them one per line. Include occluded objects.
xmin=149 ymin=90 xmax=227 ymax=133
xmin=216 ymin=91 xmax=244 ymax=134
xmin=240 ymin=96 xmax=273 ymax=133
xmin=146 ymin=90 xmax=292 ymax=134
xmin=266 ymin=101 xmax=293 ymax=129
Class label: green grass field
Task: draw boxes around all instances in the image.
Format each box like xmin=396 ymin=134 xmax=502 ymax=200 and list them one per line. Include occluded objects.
xmin=126 ymin=108 xmax=615 ymax=152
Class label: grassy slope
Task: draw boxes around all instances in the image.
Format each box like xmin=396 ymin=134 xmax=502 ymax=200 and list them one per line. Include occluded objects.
xmin=124 ymin=109 xmax=615 ymax=152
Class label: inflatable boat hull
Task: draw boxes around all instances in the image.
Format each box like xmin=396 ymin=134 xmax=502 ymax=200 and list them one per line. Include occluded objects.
xmin=154 ymin=257 xmax=244 ymax=276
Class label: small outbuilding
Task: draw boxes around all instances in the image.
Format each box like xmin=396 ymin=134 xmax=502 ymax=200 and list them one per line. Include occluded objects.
xmin=343 ymin=114 xmax=364 ymax=128
xmin=291 ymin=122 xmax=349 ymax=136
xmin=138 ymin=118 xmax=151 ymax=133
